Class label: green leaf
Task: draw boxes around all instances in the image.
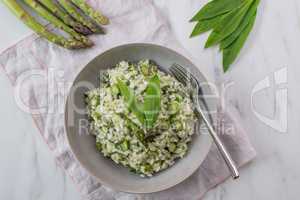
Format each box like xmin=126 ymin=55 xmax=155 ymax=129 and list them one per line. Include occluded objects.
xmin=117 ymin=79 xmax=145 ymax=124
xmin=116 ymin=79 xmax=131 ymax=101
xmin=220 ymin=0 xmax=259 ymax=49
xmin=223 ymin=12 xmax=257 ymax=72
xmin=143 ymin=75 xmax=161 ymax=129
xmin=190 ymin=14 xmax=225 ymax=38
xmin=117 ymin=75 xmax=161 ymax=128
xmin=205 ymin=0 xmax=254 ymax=48
xmin=125 ymin=117 xmax=145 ymax=144
xmin=190 ymin=0 xmax=244 ymax=22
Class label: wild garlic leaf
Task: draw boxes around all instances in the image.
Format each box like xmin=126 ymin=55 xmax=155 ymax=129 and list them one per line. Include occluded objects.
xmin=116 ymin=79 xmax=131 ymax=101
xmin=117 ymin=75 xmax=161 ymax=128
xmin=143 ymin=75 xmax=161 ymax=129
xmin=223 ymin=11 xmax=257 ymax=72
xmin=190 ymin=0 xmax=243 ymax=22
xmin=220 ymin=0 xmax=260 ymax=49
xmin=117 ymin=79 xmax=145 ymax=125
xmin=189 ymin=0 xmax=260 ymax=72
xmin=190 ymin=14 xmax=226 ymax=37
xmin=205 ymin=0 xmax=254 ymax=48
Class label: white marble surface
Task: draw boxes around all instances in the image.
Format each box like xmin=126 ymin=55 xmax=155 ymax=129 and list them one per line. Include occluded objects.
xmin=0 ymin=0 xmax=299 ymax=199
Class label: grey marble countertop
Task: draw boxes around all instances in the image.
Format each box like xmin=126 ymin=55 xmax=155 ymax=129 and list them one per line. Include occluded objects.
xmin=0 ymin=0 xmax=299 ymax=199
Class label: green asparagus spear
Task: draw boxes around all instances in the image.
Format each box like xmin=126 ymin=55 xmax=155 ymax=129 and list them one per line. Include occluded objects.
xmin=24 ymin=0 xmax=93 ymax=47
xmin=58 ymin=0 xmax=103 ymax=34
xmin=3 ymin=0 xmax=85 ymax=49
xmin=70 ymin=0 xmax=109 ymax=25
xmin=38 ymin=0 xmax=92 ymax=35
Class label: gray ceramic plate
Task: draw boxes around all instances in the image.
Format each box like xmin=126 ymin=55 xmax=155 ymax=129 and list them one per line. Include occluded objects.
xmin=65 ymin=43 xmax=214 ymax=193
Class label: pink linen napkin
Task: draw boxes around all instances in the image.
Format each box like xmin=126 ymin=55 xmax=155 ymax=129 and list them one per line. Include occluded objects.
xmin=0 ymin=0 xmax=256 ymax=199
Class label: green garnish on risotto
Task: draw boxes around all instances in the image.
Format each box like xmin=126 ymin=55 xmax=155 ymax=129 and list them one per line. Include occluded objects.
xmin=85 ymin=60 xmax=196 ymax=177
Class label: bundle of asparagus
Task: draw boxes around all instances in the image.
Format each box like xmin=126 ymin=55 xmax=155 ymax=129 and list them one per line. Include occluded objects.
xmin=3 ymin=0 xmax=109 ymax=49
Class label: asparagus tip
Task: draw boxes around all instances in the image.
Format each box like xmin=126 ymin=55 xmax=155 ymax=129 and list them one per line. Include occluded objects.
xmin=66 ymin=40 xmax=88 ymax=49
xmin=100 ymin=17 xmax=109 ymax=25
xmin=84 ymin=39 xmax=94 ymax=47
xmin=94 ymin=26 xmax=106 ymax=35
xmin=74 ymin=23 xmax=94 ymax=35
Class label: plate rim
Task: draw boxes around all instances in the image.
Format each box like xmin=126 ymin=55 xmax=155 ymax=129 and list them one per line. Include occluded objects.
xmin=64 ymin=43 xmax=213 ymax=194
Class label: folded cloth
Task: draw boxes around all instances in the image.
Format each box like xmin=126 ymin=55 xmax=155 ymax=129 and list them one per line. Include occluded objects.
xmin=0 ymin=0 xmax=256 ymax=199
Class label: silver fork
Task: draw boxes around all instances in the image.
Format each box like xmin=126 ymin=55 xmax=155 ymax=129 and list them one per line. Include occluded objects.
xmin=170 ymin=63 xmax=239 ymax=179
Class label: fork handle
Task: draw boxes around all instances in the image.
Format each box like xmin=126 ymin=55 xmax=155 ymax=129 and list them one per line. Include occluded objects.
xmin=197 ymin=107 xmax=240 ymax=179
